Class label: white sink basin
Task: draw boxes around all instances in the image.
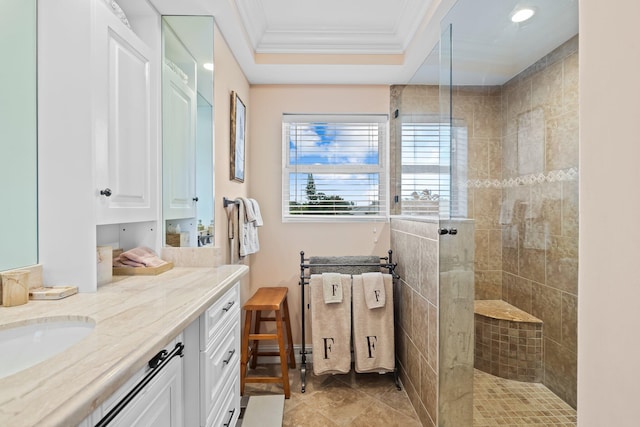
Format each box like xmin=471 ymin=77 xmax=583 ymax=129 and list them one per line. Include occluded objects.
xmin=0 ymin=317 xmax=95 ymax=379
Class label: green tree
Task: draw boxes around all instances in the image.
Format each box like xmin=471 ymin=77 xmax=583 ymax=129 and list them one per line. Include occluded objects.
xmin=291 ymin=173 xmax=353 ymax=215
xmin=305 ymin=173 xmax=318 ymax=201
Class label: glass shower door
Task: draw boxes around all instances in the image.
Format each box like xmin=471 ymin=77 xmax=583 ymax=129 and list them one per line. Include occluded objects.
xmin=436 ymin=22 xmax=475 ymax=426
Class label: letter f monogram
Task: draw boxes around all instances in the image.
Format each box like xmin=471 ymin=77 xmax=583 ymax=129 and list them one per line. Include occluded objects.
xmin=323 ymin=337 xmax=335 ymax=359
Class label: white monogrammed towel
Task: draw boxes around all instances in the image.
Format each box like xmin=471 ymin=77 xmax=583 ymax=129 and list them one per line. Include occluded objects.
xmin=352 ymin=273 xmax=395 ymax=373
xmin=322 ymin=272 xmax=343 ymax=304
xmin=362 ymin=272 xmax=385 ymax=309
xmin=310 ymin=274 xmax=351 ymax=375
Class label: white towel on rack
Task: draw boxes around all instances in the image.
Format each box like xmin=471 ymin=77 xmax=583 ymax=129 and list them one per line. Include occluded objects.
xmin=352 ymin=273 xmax=395 ymax=373
xmin=240 ymin=197 xmax=257 ymax=223
xmin=322 ymin=273 xmax=343 ymax=304
xmin=236 ymin=198 xmax=260 ymax=257
xmin=249 ymin=198 xmax=263 ymax=226
xmin=362 ymin=272 xmax=385 ymax=309
xmin=310 ymin=274 xmax=352 ymax=375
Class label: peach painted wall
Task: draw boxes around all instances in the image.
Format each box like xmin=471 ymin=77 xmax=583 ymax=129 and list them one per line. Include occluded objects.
xmin=246 ymin=85 xmax=392 ymax=344
xmin=213 ymin=26 xmax=249 ymax=265
xmin=578 ymin=0 xmax=640 ymax=425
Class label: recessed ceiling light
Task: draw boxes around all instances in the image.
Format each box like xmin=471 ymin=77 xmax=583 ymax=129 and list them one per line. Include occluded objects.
xmin=511 ymin=7 xmax=535 ymax=23
xmin=203 ymin=63 xmax=214 ymax=71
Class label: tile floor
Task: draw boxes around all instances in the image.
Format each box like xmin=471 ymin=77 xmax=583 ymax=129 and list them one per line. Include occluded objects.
xmin=240 ymin=365 xmax=577 ymax=426
xmin=241 ymin=364 xmax=421 ymax=427
xmin=473 ymin=369 xmax=577 ymax=426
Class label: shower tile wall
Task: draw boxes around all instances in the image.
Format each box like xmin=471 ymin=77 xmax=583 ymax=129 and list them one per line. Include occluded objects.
xmin=500 ymin=36 xmax=579 ymax=408
xmin=390 ymin=34 xmax=578 ymax=413
xmin=457 ymin=86 xmax=504 ymax=301
xmin=391 ymin=219 xmax=441 ymax=427
xmin=391 ymin=218 xmax=474 ymax=427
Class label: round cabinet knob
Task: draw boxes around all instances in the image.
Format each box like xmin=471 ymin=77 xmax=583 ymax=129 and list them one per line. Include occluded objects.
xmin=192 ymin=197 xmax=199 ymax=202
xmin=100 ymin=188 xmax=112 ymax=197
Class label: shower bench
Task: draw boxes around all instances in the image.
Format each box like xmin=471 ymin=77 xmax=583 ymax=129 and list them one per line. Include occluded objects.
xmin=474 ymin=300 xmax=543 ymax=382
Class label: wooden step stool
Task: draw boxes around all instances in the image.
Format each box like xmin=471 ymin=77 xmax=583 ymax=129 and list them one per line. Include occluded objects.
xmin=241 ymin=287 xmax=295 ymax=398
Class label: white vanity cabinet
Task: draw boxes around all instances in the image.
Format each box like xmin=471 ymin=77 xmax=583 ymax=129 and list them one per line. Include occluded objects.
xmin=79 ymin=336 xmax=184 ymax=427
xmin=183 ymin=282 xmax=241 ymax=427
xmin=105 ymin=355 xmax=183 ymax=427
xmin=199 ymin=283 xmax=241 ymax=427
xmin=38 ymin=0 xmax=160 ymax=290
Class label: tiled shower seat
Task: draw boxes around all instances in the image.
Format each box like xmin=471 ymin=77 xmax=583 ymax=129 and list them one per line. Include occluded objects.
xmin=474 ymin=300 xmax=543 ymax=382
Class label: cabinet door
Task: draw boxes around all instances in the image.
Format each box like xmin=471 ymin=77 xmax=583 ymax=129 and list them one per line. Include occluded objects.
xmin=95 ymin=5 xmax=156 ymax=225
xmin=108 ymin=356 xmax=184 ymax=427
xmin=162 ymin=64 xmax=197 ymax=220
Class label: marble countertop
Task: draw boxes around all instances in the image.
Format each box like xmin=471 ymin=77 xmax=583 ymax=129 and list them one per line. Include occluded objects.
xmin=0 ymin=264 xmax=248 ymax=427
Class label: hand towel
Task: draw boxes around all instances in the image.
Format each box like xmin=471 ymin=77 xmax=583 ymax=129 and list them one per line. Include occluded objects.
xmin=236 ymin=198 xmax=260 ymax=257
xmin=352 ymin=273 xmax=395 ymax=373
xmin=240 ymin=197 xmax=257 ymax=223
xmin=362 ymin=272 xmax=385 ymax=309
xmin=115 ymin=247 xmax=167 ymax=268
xmin=523 ymin=221 xmax=549 ymax=250
xmin=503 ymin=224 xmax=518 ymax=249
xmin=249 ymin=198 xmax=263 ymax=226
xmin=499 ymin=194 xmax=515 ymax=225
xmin=310 ymin=274 xmax=351 ymax=375
xmin=524 ymin=198 xmax=544 ymax=220
xmin=322 ymin=273 xmax=343 ymax=304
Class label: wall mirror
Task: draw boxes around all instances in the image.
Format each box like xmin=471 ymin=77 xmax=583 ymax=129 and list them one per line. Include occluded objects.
xmin=162 ymin=16 xmax=215 ymax=248
xmin=0 ymin=0 xmax=38 ymax=270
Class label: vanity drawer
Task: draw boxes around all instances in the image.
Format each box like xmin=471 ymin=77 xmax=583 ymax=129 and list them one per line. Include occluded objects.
xmin=200 ymin=283 xmax=239 ymax=350
xmin=207 ymin=359 xmax=240 ymax=427
xmin=82 ymin=334 xmax=183 ymax=425
xmin=200 ymin=317 xmax=240 ymax=424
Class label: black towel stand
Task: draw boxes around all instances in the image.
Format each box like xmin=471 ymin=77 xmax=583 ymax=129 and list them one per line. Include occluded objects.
xmin=298 ymin=250 xmax=401 ymax=393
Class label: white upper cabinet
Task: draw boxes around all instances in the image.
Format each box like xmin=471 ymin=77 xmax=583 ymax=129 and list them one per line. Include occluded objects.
xmin=94 ymin=4 xmax=156 ymax=224
xmin=38 ymin=0 xmax=159 ymax=290
xmin=162 ymin=61 xmax=197 ymax=220
xmin=93 ymin=13 xmax=155 ymax=224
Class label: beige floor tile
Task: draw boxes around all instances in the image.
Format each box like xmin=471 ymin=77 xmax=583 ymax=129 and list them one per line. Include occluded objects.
xmin=473 ymin=369 xmax=576 ymax=426
xmin=242 ymin=364 xmax=576 ymax=427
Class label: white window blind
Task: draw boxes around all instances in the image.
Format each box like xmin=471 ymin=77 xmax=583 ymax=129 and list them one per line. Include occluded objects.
xmin=400 ymin=115 xmax=467 ymax=218
xmin=282 ymin=114 xmax=388 ymax=220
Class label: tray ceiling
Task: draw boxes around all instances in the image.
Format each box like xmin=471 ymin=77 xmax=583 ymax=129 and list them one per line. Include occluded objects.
xmin=144 ymin=0 xmax=578 ymax=85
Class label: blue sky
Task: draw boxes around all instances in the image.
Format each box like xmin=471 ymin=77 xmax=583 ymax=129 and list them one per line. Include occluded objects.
xmin=289 ymin=122 xmax=379 ymax=166
xmin=288 ymin=122 xmax=381 ymax=208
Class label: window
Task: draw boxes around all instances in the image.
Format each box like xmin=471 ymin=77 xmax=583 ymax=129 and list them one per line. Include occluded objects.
xmin=400 ymin=115 xmax=467 ymax=218
xmin=282 ymin=114 xmax=388 ymax=221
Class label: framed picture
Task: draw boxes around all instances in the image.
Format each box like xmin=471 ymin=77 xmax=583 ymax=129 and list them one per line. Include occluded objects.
xmin=230 ymin=91 xmax=246 ymax=182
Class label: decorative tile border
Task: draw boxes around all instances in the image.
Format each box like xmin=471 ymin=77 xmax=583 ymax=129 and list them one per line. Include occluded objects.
xmin=466 ymin=167 xmax=578 ymax=189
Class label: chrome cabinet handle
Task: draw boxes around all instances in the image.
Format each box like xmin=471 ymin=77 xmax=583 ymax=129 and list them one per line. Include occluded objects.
xmin=100 ymin=188 xmax=112 ymax=197
xmin=223 ymin=349 xmax=236 ymax=364
xmin=222 ymin=301 xmax=235 ymax=312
